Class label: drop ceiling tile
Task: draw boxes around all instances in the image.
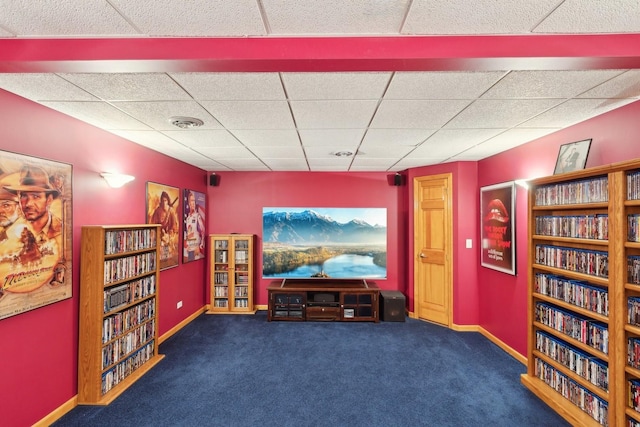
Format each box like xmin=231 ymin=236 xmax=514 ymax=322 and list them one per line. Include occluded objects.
xmin=403 ymin=0 xmax=561 ymax=34
xmin=200 ymin=100 xmax=294 ymax=129
xmin=356 ymin=144 xmax=414 ymax=158
xmin=214 ymin=158 xmax=270 ymax=171
xmin=193 ymin=146 xmax=256 ymax=159
xmin=0 ymin=74 xmax=97 ymax=101
xmin=385 ymin=71 xmax=506 ymax=99
xmin=0 ymin=0 xmax=137 ymax=36
xmin=392 ymin=157 xmax=443 ymax=169
xmin=161 ymin=130 xmax=242 ymax=148
xmin=59 ymin=73 xmax=192 ymax=101
xmin=40 ymin=101 xmax=150 ymax=130
xmin=262 ymin=159 xmax=309 ymax=171
xmin=578 ymin=70 xmax=640 ymax=99
xmin=361 ymin=129 xmax=435 ymax=146
xmin=534 ymin=0 xmax=640 ymax=33
xmin=481 ymin=128 xmax=561 ymax=148
xmin=481 ymin=70 xmax=625 ymax=99
xmin=304 ymin=146 xmax=357 ymax=159
xmin=371 ymin=100 xmax=470 ymax=128
xmin=350 ymin=157 xmax=402 ymax=169
xmin=262 ymin=0 xmax=410 ymax=34
xmin=292 ymin=100 xmax=378 ymax=129
xmin=108 ymin=130 xmax=184 ymax=149
xmin=169 ymin=73 xmax=286 ymax=101
xmin=249 ymin=145 xmax=305 ymax=158
xmin=231 ymin=129 xmax=300 ymax=147
xmin=445 ymin=99 xmax=562 ymax=129
xmin=282 ymin=72 xmax=391 ymax=100
xmin=411 ymin=129 xmax=505 ymax=157
xmin=109 ymin=0 xmax=266 ymax=36
xmin=299 ymin=129 xmax=365 ymax=147
xmin=112 ymin=101 xmax=222 ymax=130
xmin=519 ymin=98 xmax=639 ymax=128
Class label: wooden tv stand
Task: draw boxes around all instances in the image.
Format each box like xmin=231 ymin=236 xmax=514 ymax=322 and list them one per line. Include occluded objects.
xmin=267 ymin=278 xmax=379 ymax=322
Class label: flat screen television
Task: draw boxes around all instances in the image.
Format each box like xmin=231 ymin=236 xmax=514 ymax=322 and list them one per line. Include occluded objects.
xmin=262 ymin=207 xmax=387 ymax=279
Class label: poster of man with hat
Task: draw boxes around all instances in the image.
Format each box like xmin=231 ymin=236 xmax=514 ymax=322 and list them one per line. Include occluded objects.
xmin=0 ymin=151 xmax=72 ymax=320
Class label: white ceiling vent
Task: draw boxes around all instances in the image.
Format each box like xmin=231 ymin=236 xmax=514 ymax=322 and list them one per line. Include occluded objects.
xmin=169 ymin=116 xmax=204 ymax=129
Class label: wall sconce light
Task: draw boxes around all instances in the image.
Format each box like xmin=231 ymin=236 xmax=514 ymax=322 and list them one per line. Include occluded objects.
xmin=101 ymin=172 xmax=135 ymax=188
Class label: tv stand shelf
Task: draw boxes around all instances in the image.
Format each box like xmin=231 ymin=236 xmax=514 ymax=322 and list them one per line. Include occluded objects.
xmin=267 ymin=278 xmax=379 ymax=322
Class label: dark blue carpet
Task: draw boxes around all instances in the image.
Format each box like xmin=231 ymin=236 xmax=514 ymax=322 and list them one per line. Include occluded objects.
xmin=54 ymin=312 xmax=569 ymax=426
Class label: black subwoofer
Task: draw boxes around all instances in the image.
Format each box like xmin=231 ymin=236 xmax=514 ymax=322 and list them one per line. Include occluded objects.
xmin=380 ymin=291 xmax=405 ymax=322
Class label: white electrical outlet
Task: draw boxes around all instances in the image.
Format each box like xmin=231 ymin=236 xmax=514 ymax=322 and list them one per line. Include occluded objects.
xmin=177 ymin=301 xmax=183 ymax=309
xmin=466 ymin=239 xmax=472 ymax=249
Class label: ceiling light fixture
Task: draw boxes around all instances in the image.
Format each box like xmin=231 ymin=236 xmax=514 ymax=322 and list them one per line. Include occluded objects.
xmin=169 ymin=116 xmax=204 ymax=129
xmin=333 ymin=151 xmax=354 ymax=157
xmin=101 ymin=172 xmax=135 ymax=188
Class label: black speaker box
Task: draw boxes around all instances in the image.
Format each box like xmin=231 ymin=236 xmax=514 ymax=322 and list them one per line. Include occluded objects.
xmin=393 ymin=173 xmax=403 ymax=186
xmin=380 ymin=291 xmax=405 ymax=322
xmin=209 ymin=174 xmax=218 ymax=186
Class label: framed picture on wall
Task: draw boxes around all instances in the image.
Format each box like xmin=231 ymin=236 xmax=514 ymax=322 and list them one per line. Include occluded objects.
xmin=146 ymin=182 xmax=180 ymax=270
xmin=480 ymin=181 xmax=516 ymax=275
xmin=182 ymin=189 xmax=206 ymax=263
xmin=553 ymin=138 xmax=592 ymax=174
xmin=0 ymin=150 xmax=73 ymax=320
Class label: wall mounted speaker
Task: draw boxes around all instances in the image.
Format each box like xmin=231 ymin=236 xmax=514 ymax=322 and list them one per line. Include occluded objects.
xmin=392 ymin=173 xmax=406 ymax=186
xmin=209 ymin=174 xmax=219 ymax=186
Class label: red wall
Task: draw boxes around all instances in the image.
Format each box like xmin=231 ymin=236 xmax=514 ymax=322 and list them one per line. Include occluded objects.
xmin=0 ymin=89 xmax=208 ymax=427
xmin=4 ymin=81 xmax=640 ymax=427
xmin=477 ymin=99 xmax=640 ymax=356
xmin=207 ymin=171 xmax=407 ymax=304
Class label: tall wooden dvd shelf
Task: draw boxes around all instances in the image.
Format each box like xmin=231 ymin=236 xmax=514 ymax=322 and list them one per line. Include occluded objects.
xmin=78 ymin=225 xmax=164 ymax=405
xmin=521 ymin=159 xmax=640 ymax=427
xmin=207 ymin=234 xmax=256 ymax=314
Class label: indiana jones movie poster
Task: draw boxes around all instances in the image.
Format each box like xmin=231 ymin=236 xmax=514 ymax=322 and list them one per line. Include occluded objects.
xmin=480 ymin=181 xmax=516 ymax=275
xmin=0 ymin=151 xmax=72 ymax=320
xmin=146 ymin=182 xmax=180 ymax=270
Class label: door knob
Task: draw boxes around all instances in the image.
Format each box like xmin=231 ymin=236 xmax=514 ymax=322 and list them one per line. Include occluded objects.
xmin=419 ymin=253 xmax=427 ymax=258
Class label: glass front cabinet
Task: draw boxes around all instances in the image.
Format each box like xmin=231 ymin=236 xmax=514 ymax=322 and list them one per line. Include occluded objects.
xmin=208 ymin=234 xmax=256 ymax=314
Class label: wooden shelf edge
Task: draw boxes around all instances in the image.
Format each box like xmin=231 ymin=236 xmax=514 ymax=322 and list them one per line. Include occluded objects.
xmin=206 ymin=309 xmax=257 ymax=315
xmin=77 ymin=354 xmax=165 ymax=406
xmin=520 ymin=374 xmax=604 ymax=427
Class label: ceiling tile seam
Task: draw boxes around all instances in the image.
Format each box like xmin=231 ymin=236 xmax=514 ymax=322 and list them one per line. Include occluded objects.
xmin=256 ymin=0 xmax=272 ymax=35
xmin=279 ymin=72 xmax=311 ymax=171
xmin=397 ymin=0 xmax=415 ymax=34
xmin=53 ymin=73 xmax=104 ymax=102
xmin=573 ymin=69 xmax=632 ymax=98
xmin=529 ymin=0 xmax=568 ymax=34
xmin=349 ymin=71 xmax=397 ymax=171
xmin=105 ymin=0 xmax=144 ymax=34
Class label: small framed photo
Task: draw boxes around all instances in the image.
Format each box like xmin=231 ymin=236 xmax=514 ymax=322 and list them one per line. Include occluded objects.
xmin=554 ymin=139 xmax=592 ymax=174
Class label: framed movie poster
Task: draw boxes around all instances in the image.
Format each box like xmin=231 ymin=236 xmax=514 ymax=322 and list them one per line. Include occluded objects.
xmin=0 ymin=151 xmax=72 ymax=320
xmin=183 ymin=189 xmax=206 ymax=263
xmin=554 ymin=139 xmax=592 ymax=174
xmin=480 ymin=181 xmax=516 ymax=275
xmin=146 ymin=182 xmax=180 ymax=270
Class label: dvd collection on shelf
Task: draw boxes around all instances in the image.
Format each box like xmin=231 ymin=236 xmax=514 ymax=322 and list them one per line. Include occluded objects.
xmin=535 ymin=214 xmax=609 ymax=240
xmin=523 ymin=163 xmax=640 ymax=427
xmin=208 ymin=234 xmax=255 ymax=314
xmin=534 ymin=176 xmax=608 ymax=206
xmin=104 ymin=228 xmax=156 ymax=255
xmin=79 ymin=225 xmax=163 ymax=405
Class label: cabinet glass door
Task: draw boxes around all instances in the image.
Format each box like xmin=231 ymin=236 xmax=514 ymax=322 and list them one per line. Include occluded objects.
xmin=212 ymin=238 xmax=229 ymax=308
xmin=233 ymin=238 xmax=250 ymax=309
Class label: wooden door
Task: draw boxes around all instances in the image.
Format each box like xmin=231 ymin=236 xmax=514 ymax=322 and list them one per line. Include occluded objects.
xmin=414 ymin=174 xmax=453 ymax=326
